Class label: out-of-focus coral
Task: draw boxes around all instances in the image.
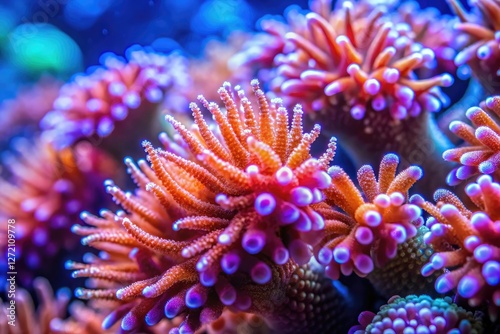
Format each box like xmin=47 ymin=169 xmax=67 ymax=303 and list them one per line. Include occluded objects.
xmin=392 ymin=1 xmax=463 ymax=76
xmin=68 ymin=81 xmax=351 ymax=333
xmin=40 ymin=46 xmax=188 ymax=154
xmin=413 ymin=175 xmax=500 ymax=320
xmin=316 ymin=153 xmax=423 ymax=280
xmin=443 ymin=96 xmax=500 ymax=185
xmin=0 ymin=77 xmax=61 ymax=142
xmin=366 ymin=226 xmax=443 ymax=298
xmin=0 ymin=139 xmax=116 ymax=287
xmin=1 ymin=277 xmax=70 ymax=334
xmin=450 ymin=0 xmax=500 ymax=94
xmin=349 ymin=295 xmax=483 ymax=334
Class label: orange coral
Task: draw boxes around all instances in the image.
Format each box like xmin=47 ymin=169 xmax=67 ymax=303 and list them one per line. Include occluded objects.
xmin=69 ymin=81 xmax=343 ymax=333
xmin=316 ymin=154 xmax=423 ymax=278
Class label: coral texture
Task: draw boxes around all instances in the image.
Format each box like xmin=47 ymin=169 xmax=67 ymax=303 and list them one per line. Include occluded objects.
xmin=450 ymin=0 xmax=500 ymax=93
xmin=0 ymin=139 xmax=115 ymax=287
xmin=444 ymin=96 xmax=500 ymax=184
xmin=366 ymin=226 xmax=443 ymax=298
xmin=40 ymin=46 xmax=188 ymax=151
xmin=349 ymin=294 xmax=483 ymax=334
xmin=413 ymin=175 xmax=500 ymax=320
xmin=316 ymin=153 xmax=423 ymax=279
xmin=69 ymin=81 xmax=348 ymax=333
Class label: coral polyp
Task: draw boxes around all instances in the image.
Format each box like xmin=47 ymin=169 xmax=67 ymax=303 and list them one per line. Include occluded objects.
xmin=317 ymin=153 xmax=423 ymax=279
xmin=413 ymin=175 xmax=500 ymax=320
xmin=267 ymin=1 xmax=453 ymax=119
xmin=444 ymin=96 xmax=500 ymax=184
xmin=349 ymin=295 xmax=483 ymax=334
xmin=450 ymin=0 xmax=500 ymax=93
xmin=393 ymin=1 xmax=462 ymax=76
xmin=40 ymin=46 xmax=187 ymax=151
xmin=0 ymin=139 xmax=115 ymax=287
xmin=69 ymin=81 xmax=350 ymax=333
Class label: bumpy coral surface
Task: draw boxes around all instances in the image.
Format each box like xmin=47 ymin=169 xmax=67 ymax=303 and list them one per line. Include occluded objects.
xmin=366 ymin=226 xmax=443 ymax=298
xmin=349 ymin=295 xmax=483 ymax=334
xmin=0 ymin=139 xmax=115 ymax=287
xmin=315 ymin=153 xmax=423 ymax=279
xmin=69 ymin=81 xmax=349 ymax=333
xmin=444 ymin=96 xmax=500 ymax=184
xmin=451 ymin=0 xmax=500 ymax=93
xmin=413 ymin=175 xmax=500 ymax=320
xmin=40 ymin=46 xmax=188 ymax=150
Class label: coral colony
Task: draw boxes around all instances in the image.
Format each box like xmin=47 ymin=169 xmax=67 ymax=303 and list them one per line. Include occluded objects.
xmin=3 ymin=0 xmax=500 ymax=333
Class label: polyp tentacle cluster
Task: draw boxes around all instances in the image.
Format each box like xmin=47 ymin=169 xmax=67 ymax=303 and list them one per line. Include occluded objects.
xmin=450 ymin=0 xmax=500 ymax=93
xmin=40 ymin=46 xmax=188 ymax=151
xmin=443 ymin=96 xmax=500 ymax=184
xmin=315 ymin=153 xmax=423 ymax=279
xmin=69 ymin=80 xmax=345 ymax=333
xmin=270 ymin=1 xmax=453 ymax=119
xmin=413 ymin=175 xmax=500 ymax=320
xmin=0 ymin=139 xmax=115 ymax=287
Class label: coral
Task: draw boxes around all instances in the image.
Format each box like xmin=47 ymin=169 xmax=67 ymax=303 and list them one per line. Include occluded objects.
xmin=40 ymin=46 xmax=188 ymax=152
xmin=315 ymin=153 xmax=423 ymax=279
xmin=413 ymin=175 xmax=500 ymax=320
xmin=349 ymin=295 xmax=483 ymax=334
xmin=443 ymin=96 xmax=500 ymax=184
xmin=0 ymin=139 xmax=116 ymax=287
xmin=0 ymin=77 xmax=61 ymax=142
xmin=366 ymin=226 xmax=443 ymax=298
xmin=450 ymin=0 xmax=500 ymax=93
xmin=261 ymin=263 xmax=352 ymax=333
xmin=392 ymin=1 xmax=463 ymax=76
xmin=206 ymin=310 xmax=271 ymax=334
xmin=69 ymin=81 xmax=348 ymax=333
xmin=1 ymin=277 xmax=70 ymax=334
xmin=267 ymin=1 xmax=453 ymax=118
xmin=0 ymin=277 xmax=174 ymax=334
xmin=236 ymin=0 xmax=456 ymax=197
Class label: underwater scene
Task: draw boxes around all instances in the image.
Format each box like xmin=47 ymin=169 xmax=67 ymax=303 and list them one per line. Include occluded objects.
xmin=0 ymin=0 xmax=498 ymax=333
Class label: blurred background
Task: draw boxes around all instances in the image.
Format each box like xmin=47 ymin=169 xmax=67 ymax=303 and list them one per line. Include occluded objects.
xmin=0 ymin=0 xmax=455 ymax=102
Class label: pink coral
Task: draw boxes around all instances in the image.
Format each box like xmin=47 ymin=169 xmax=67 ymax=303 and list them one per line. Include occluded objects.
xmin=40 ymin=46 xmax=188 ymax=150
xmin=0 ymin=139 xmax=116 ymax=287
xmin=443 ymin=96 xmax=500 ymax=184
xmin=247 ymin=1 xmax=453 ymax=119
xmin=450 ymin=0 xmax=500 ymax=93
xmin=413 ymin=175 xmax=500 ymax=320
